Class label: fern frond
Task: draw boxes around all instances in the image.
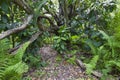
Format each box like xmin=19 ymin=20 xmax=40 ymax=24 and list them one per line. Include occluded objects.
xmin=85 ymin=40 xmax=97 ymax=55
xmin=3 ymin=61 xmax=28 ymax=80
xmin=0 ymin=40 xmax=30 ymax=80
xmin=99 ymin=30 xmax=115 ymax=57
xmin=85 ymin=55 xmax=99 ymax=74
xmin=13 ymin=41 xmax=30 ymax=62
xmin=108 ymin=60 xmax=120 ymax=71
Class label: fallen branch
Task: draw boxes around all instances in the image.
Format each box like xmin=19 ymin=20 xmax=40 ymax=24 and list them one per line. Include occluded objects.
xmin=0 ymin=15 xmax=33 ymax=40
xmin=76 ymin=59 xmax=102 ymax=78
xmin=29 ymin=31 xmax=42 ymax=43
xmin=76 ymin=59 xmax=86 ymax=71
xmin=9 ymin=31 xmax=42 ymax=54
xmin=92 ymin=71 xmax=103 ymax=78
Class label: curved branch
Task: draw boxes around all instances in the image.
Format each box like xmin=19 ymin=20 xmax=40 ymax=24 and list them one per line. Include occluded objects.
xmin=0 ymin=15 xmax=33 ymax=40
xmin=37 ymin=15 xmax=60 ymax=34
xmin=38 ymin=15 xmax=56 ymax=27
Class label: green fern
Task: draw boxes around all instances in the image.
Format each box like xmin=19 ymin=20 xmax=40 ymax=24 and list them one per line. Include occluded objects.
xmin=99 ymin=30 xmax=115 ymax=57
xmin=85 ymin=30 xmax=120 ymax=78
xmin=0 ymin=39 xmax=30 ymax=80
xmin=108 ymin=10 xmax=120 ymax=41
xmin=85 ymin=55 xmax=99 ymax=74
xmin=99 ymin=30 xmax=120 ymax=58
xmin=107 ymin=60 xmax=120 ymax=71
xmin=85 ymin=40 xmax=97 ymax=55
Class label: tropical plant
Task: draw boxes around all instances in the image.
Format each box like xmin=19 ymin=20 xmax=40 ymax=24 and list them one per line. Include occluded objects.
xmin=0 ymin=39 xmax=30 ymax=80
xmin=108 ymin=10 xmax=120 ymax=41
xmin=53 ymin=26 xmax=70 ymax=54
xmin=85 ymin=55 xmax=99 ymax=74
xmin=85 ymin=30 xmax=120 ymax=78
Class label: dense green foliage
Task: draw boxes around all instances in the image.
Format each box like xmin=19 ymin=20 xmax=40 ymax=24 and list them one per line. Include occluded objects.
xmin=0 ymin=39 xmax=29 ymax=80
xmin=0 ymin=0 xmax=120 ymax=80
xmin=85 ymin=30 xmax=120 ymax=78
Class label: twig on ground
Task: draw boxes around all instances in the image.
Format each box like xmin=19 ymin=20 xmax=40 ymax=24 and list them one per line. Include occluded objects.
xmin=76 ymin=59 xmax=102 ymax=78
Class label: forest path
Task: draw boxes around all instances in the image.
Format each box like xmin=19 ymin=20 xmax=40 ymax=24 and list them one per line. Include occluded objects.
xmin=26 ymin=46 xmax=98 ymax=80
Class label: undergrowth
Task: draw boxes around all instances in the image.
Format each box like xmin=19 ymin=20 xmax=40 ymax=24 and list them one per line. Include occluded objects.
xmin=0 ymin=39 xmax=30 ymax=80
xmin=85 ymin=30 xmax=120 ymax=79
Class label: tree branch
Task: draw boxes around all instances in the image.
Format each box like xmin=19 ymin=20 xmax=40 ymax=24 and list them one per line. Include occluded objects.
xmin=9 ymin=31 xmax=42 ymax=54
xmin=38 ymin=15 xmax=56 ymax=27
xmin=37 ymin=15 xmax=60 ymax=34
xmin=44 ymin=8 xmax=64 ymax=26
xmin=0 ymin=15 xmax=33 ymax=40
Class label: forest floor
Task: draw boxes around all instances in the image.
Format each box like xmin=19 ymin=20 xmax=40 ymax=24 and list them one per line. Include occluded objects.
xmin=26 ymin=60 xmax=98 ymax=80
xmin=24 ymin=46 xmax=116 ymax=80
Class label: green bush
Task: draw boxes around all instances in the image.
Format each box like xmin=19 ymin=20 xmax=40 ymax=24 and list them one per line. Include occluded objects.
xmin=53 ymin=26 xmax=70 ymax=54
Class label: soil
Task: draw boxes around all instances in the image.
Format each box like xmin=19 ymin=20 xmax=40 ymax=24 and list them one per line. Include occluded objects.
xmin=24 ymin=46 xmax=99 ymax=80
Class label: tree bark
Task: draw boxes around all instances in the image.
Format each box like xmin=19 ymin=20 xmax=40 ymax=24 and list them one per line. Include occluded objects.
xmin=9 ymin=31 xmax=42 ymax=54
xmin=0 ymin=15 xmax=33 ymax=40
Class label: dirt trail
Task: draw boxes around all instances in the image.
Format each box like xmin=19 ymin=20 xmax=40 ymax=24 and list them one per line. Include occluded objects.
xmin=26 ymin=46 xmax=98 ymax=80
